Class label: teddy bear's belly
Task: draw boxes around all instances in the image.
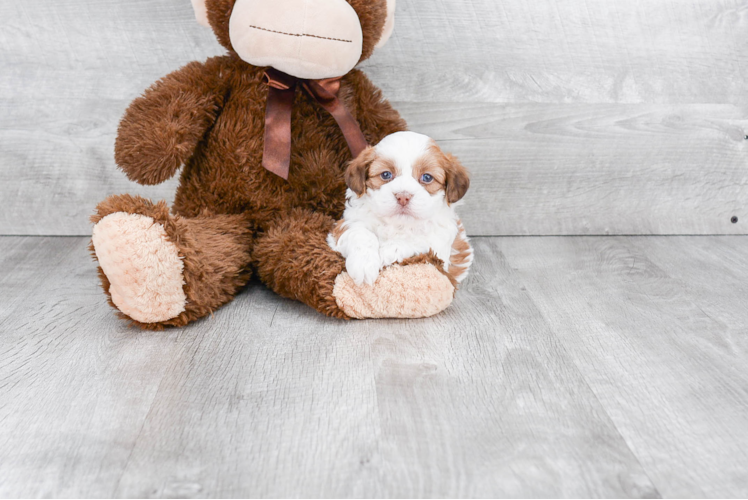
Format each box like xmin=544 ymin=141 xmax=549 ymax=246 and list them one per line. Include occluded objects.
xmin=170 ymin=81 xmax=352 ymax=226
xmin=173 ymin=144 xmax=349 ymax=225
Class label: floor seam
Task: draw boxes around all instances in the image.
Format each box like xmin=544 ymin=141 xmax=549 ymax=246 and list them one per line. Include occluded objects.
xmin=498 ymin=245 xmax=665 ymax=498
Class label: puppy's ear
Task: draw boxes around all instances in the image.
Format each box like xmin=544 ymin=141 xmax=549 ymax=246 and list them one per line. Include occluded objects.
xmin=345 ymin=147 xmax=377 ymax=196
xmin=444 ymin=153 xmax=470 ymax=204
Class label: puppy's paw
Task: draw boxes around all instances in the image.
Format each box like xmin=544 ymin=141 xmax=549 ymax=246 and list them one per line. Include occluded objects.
xmin=379 ymin=241 xmax=417 ymax=267
xmin=346 ymin=251 xmax=381 ymax=286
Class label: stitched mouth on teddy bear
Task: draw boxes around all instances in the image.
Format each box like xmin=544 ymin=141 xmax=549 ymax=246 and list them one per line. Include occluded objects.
xmin=246 ymin=25 xmax=355 ymax=44
xmin=229 ymin=0 xmax=364 ymax=80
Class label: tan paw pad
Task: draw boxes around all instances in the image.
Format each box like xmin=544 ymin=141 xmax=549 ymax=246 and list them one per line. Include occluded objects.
xmin=92 ymin=213 xmax=186 ymax=324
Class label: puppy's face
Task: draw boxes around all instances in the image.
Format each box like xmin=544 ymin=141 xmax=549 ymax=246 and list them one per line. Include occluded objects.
xmin=345 ymin=132 xmax=470 ymax=219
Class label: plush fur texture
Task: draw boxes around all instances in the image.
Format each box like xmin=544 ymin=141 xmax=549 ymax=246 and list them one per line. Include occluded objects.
xmin=252 ymin=208 xmax=348 ymax=319
xmin=92 ymin=212 xmax=187 ymax=324
xmin=91 ymin=194 xmax=254 ymax=330
xmin=91 ymin=0 xmax=462 ymax=327
xmin=328 ymin=132 xmax=472 ymax=285
xmin=375 ymin=0 xmax=396 ymax=48
xmin=333 ymin=252 xmax=457 ymax=319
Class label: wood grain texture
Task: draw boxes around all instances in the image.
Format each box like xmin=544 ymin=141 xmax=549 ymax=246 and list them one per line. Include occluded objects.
xmin=497 ymin=236 xmax=748 ymax=498
xmin=366 ymin=0 xmax=748 ymax=104
xmin=2 ymin=100 xmax=745 ymax=236
xmin=0 ymin=237 xmax=189 ymax=497
xmin=0 ymin=236 xmax=664 ymax=498
xmin=1 ymin=0 xmax=747 ymax=236
xmin=403 ymin=102 xmax=748 ymax=235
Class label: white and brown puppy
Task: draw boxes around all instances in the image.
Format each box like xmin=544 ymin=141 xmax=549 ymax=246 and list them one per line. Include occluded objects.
xmin=328 ymin=131 xmax=473 ymax=286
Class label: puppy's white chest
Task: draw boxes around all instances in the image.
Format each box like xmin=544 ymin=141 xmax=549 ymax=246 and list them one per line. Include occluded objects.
xmin=373 ymin=217 xmax=457 ymax=266
xmin=374 ymin=221 xmax=428 ymax=242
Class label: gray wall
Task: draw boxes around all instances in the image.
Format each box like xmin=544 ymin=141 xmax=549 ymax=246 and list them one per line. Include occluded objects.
xmin=1 ymin=0 xmax=746 ymax=236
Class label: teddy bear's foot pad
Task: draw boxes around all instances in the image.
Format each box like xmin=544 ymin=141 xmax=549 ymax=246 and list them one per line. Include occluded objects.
xmin=333 ymin=263 xmax=454 ymax=319
xmin=92 ymin=212 xmax=186 ymax=324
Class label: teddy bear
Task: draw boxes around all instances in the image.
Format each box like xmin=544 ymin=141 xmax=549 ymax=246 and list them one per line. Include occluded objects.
xmin=90 ymin=0 xmax=468 ymax=329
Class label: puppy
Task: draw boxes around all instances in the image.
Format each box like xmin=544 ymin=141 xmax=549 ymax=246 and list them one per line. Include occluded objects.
xmin=328 ymin=131 xmax=473 ymax=286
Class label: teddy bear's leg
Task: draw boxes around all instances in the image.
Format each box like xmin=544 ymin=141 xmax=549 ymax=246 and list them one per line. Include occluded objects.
xmin=252 ymin=209 xmax=456 ymax=319
xmin=90 ymin=194 xmax=254 ymax=330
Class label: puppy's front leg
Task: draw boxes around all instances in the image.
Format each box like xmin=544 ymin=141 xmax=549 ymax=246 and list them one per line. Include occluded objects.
xmin=379 ymin=240 xmax=422 ymax=267
xmin=335 ymin=227 xmax=382 ymax=286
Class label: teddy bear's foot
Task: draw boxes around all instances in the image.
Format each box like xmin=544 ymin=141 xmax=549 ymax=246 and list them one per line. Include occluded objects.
xmin=91 ymin=194 xmax=254 ymax=329
xmin=332 ymin=253 xmax=456 ymax=319
xmin=92 ymin=212 xmax=187 ymax=324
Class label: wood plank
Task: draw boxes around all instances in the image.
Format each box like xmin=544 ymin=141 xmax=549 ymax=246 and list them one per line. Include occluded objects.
xmin=112 ymin=267 xmax=657 ymax=498
xmin=409 ymin=103 xmax=748 ymax=236
xmin=1 ymin=0 xmax=747 ymax=236
xmin=499 ymin=236 xmax=748 ymax=498
xmin=632 ymin=236 xmax=748 ymax=332
xmin=0 ymin=97 xmax=179 ymax=236
xmin=0 ymin=237 xmax=82 ymax=318
xmin=0 ymin=236 xmax=657 ymax=497
xmin=0 ymin=237 xmax=192 ymax=497
xmin=367 ymin=0 xmax=748 ymax=104
xmin=0 ymin=0 xmax=220 ymax=236
xmin=2 ymin=0 xmax=745 ymax=104
xmin=2 ymin=101 xmax=746 ymax=236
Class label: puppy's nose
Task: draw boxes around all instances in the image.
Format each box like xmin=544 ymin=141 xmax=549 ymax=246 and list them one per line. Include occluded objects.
xmin=395 ymin=192 xmax=413 ymax=206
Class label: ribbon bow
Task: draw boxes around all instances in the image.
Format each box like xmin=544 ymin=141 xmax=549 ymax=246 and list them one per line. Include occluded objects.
xmin=262 ymin=68 xmax=369 ymax=180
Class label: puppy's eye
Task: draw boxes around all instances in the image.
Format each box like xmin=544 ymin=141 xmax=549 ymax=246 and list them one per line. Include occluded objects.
xmin=380 ymin=171 xmax=393 ymax=181
xmin=421 ymin=173 xmax=434 ymax=184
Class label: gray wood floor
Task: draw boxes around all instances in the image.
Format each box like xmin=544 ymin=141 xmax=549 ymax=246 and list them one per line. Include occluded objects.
xmin=1 ymin=235 xmax=747 ymax=498
xmin=3 ymin=0 xmax=747 ymax=236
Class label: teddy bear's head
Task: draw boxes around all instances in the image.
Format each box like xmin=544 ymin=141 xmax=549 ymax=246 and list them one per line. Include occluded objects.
xmin=191 ymin=0 xmax=396 ymax=79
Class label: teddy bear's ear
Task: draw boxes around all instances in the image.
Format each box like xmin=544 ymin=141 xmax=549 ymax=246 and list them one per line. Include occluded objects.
xmin=375 ymin=0 xmax=396 ymax=48
xmin=190 ymin=0 xmax=211 ymax=28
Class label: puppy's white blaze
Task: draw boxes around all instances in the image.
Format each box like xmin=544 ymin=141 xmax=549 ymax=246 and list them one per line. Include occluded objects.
xmin=329 ymin=132 xmax=470 ymax=285
xmin=375 ymin=131 xmax=432 ymax=173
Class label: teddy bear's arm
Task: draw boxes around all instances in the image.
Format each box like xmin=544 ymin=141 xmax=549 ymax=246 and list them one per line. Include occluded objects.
xmin=347 ymin=69 xmax=408 ymax=145
xmin=114 ymin=58 xmax=227 ymax=185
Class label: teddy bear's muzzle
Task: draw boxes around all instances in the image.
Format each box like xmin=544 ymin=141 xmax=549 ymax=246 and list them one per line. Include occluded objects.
xmin=228 ymin=0 xmax=364 ymax=80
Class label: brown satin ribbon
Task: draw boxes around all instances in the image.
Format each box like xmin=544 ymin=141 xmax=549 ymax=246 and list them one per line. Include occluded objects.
xmin=262 ymin=68 xmax=369 ymax=180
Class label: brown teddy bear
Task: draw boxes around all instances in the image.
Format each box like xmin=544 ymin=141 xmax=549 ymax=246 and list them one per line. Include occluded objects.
xmin=90 ymin=0 xmax=466 ymax=329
